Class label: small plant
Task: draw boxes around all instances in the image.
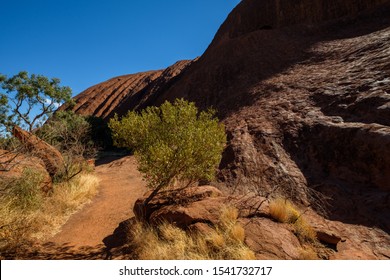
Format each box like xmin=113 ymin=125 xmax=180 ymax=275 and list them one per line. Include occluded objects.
xmin=37 ymin=111 xmax=97 ymax=160
xmin=109 ymin=98 xmax=226 ymax=205
xmin=37 ymin=111 xmax=99 ymax=182
xmin=3 ymin=168 xmax=44 ymax=211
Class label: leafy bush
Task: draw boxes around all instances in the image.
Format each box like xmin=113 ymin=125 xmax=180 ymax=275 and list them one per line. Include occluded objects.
xmin=37 ymin=111 xmax=96 ymax=159
xmin=36 ymin=111 xmax=98 ymax=182
xmin=109 ymin=99 xmax=226 ymax=204
xmin=1 ymin=168 xmax=44 ymax=211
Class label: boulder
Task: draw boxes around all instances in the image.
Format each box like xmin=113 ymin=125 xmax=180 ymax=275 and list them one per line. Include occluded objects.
xmin=316 ymin=229 xmax=343 ymax=245
xmin=133 ymin=186 xmax=225 ymax=228
xmin=0 ymin=149 xmax=52 ymax=193
xmin=240 ymin=217 xmax=302 ymax=260
xmin=12 ymin=126 xmax=64 ymax=177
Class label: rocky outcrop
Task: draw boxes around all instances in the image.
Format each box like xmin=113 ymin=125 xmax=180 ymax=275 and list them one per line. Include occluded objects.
xmin=305 ymin=210 xmax=390 ymax=259
xmin=12 ymin=126 xmax=64 ymax=177
xmin=132 ymin=185 xmax=389 ymax=259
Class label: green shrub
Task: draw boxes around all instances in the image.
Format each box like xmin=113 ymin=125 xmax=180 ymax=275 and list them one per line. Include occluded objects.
xmin=2 ymin=168 xmax=44 ymax=211
xmin=37 ymin=111 xmax=96 ymax=159
xmin=37 ymin=111 xmax=98 ymax=182
xmin=109 ymin=99 xmax=226 ymax=204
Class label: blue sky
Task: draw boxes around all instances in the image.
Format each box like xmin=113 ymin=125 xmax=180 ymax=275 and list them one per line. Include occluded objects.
xmin=0 ymin=0 xmax=240 ymax=96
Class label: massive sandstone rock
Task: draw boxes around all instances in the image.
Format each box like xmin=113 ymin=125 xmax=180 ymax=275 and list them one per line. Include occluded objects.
xmin=64 ymin=0 xmax=390 ymax=258
xmin=12 ymin=126 xmax=64 ymax=177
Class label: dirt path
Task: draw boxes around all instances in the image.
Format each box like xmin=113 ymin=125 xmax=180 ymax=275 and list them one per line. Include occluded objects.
xmin=47 ymin=155 xmax=147 ymax=249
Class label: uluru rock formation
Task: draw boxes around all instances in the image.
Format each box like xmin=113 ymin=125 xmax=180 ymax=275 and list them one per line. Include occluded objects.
xmin=61 ymin=0 xmax=390 ymax=259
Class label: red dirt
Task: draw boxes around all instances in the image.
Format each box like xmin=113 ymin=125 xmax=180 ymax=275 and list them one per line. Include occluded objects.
xmin=7 ymin=155 xmax=149 ymax=259
xmin=49 ymin=155 xmax=146 ymax=247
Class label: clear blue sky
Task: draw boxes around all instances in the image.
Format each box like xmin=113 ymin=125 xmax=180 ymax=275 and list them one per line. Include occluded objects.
xmin=0 ymin=0 xmax=240 ymax=96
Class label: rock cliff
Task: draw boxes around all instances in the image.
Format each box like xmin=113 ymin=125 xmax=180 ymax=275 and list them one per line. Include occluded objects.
xmin=62 ymin=0 xmax=390 ymax=259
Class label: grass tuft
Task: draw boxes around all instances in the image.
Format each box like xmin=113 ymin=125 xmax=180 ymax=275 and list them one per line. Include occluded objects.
xmin=269 ymin=197 xmax=317 ymax=244
xmin=269 ymin=198 xmax=300 ymax=223
xmin=299 ymin=245 xmax=319 ymax=260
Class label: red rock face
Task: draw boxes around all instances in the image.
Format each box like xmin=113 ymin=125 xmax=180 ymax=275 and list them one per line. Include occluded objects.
xmin=12 ymin=126 xmax=64 ymax=178
xmin=65 ymin=0 xmax=390 ymax=258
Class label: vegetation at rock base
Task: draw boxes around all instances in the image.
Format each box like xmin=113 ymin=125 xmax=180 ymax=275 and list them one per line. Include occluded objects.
xmin=0 ymin=71 xmax=73 ymax=133
xmin=130 ymin=207 xmax=255 ymax=260
xmin=109 ymin=98 xmax=226 ymax=204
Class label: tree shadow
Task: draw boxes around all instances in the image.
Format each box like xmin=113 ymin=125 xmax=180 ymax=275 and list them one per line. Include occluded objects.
xmin=2 ymin=242 xmax=108 ymax=260
xmin=94 ymin=150 xmax=131 ymax=166
xmin=102 ymin=218 xmax=136 ymax=260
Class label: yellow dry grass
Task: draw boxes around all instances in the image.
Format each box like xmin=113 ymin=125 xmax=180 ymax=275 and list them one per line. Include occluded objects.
xmin=269 ymin=198 xmax=300 ymax=223
xmin=298 ymin=245 xmax=319 ymax=260
xmin=131 ymin=207 xmax=255 ymax=260
xmin=269 ymin=197 xmax=317 ymax=243
xmin=293 ymin=217 xmax=317 ymax=243
xmin=0 ymin=172 xmax=99 ymax=255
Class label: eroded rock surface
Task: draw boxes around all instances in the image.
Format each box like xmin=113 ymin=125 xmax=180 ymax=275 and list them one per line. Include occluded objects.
xmin=65 ymin=0 xmax=390 ymax=259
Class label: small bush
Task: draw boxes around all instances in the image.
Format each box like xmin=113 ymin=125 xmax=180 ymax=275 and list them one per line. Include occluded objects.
xmin=293 ymin=217 xmax=317 ymax=243
xmin=37 ymin=111 xmax=97 ymax=159
xmin=6 ymin=168 xmax=44 ymax=211
xmin=109 ymin=99 xmax=226 ymax=204
xmin=36 ymin=111 xmax=100 ymax=182
xmin=131 ymin=207 xmax=255 ymax=260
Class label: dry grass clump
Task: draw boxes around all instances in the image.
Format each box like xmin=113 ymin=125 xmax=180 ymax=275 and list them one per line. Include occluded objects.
xmin=269 ymin=198 xmax=316 ymax=243
xmin=293 ymin=217 xmax=317 ymax=243
xmin=131 ymin=207 xmax=255 ymax=260
xmin=0 ymin=171 xmax=99 ymax=255
xmin=269 ymin=198 xmax=300 ymax=223
xmin=269 ymin=197 xmax=319 ymax=259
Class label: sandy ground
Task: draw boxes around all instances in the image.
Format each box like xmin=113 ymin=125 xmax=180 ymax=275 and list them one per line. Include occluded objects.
xmin=48 ymin=155 xmax=146 ymax=247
